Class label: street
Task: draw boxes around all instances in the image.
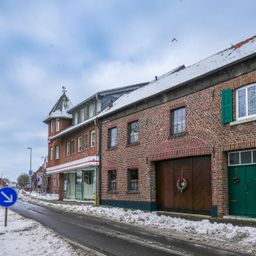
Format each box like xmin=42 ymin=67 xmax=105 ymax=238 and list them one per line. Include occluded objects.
xmin=11 ymin=201 xmax=244 ymax=256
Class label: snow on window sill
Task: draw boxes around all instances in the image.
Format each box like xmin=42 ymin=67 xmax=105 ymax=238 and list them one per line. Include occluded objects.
xmin=230 ymin=116 xmax=256 ymax=126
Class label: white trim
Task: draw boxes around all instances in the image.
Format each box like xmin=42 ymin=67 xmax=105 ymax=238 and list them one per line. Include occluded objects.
xmin=46 ymin=156 xmax=99 ymax=174
xmin=236 ymin=83 xmax=256 ymax=121
xmin=228 ymin=149 xmax=256 ymax=166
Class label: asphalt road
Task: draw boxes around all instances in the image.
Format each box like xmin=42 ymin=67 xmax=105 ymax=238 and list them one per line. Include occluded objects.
xmin=11 ymin=200 xmax=244 ymax=256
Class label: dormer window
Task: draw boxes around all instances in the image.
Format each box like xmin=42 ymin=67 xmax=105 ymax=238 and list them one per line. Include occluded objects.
xmin=236 ymin=84 xmax=256 ymax=120
xmin=56 ymin=119 xmax=60 ymax=132
xmin=74 ymin=112 xmax=79 ymax=125
xmin=89 ymin=103 xmax=95 ymax=118
xmin=79 ymin=108 xmax=85 ymax=123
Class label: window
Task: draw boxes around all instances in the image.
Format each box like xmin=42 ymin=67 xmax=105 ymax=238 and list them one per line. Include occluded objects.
xmin=79 ymin=108 xmax=85 ymax=123
xmin=55 ymin=145 xmax=60 ymax=160
xmin=236 ymin=84 xmax=256 ymax=120
xmin=74 ymin=112 xmax=79 ymax=125
xmin=90 ymin=130 xmax=95 ymax=147
xmin=228 ymin=150 xmax=256 ymax=166
xmin=77 ymin=136 xmax=82 ymax=152
xmin=56 ymin=119 xmax=60 ymax=132
xmin=66 ymin=141 xmax=70 ymax=156
xmin=70 ymin=140 xmax=75 ymax=154
xmin=88 ymin=103 xmax=95 ymax=118
xmin=108 ymin=170 xmax=117 ymax=191
xmin=128 ymin=121 xmax=139 ymax=144
xmin=50 ymin=120 xmax=53 ymax=133
xmin=108 ymin=127 xmax=117 ymax=148
xmin=50 ymin=147 xmax=53 ymax=160
xmin=171 ymin=107 xmax=186 ymax=135
xmin=84 ymin=133 xmax=89 ymax=149
xmin=128 ymin=169 xmax=139 ymax=192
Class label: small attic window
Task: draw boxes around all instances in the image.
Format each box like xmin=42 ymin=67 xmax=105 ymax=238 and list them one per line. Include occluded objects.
xmin=56 ymin=119 xmax=60 ymax=132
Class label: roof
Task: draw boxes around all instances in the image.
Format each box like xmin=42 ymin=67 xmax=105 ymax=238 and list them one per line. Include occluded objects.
xmin=99 ymin=35 xmax=256 ymax=118
xmin=68 ymin=82 xmax=149 ymax=113
xmin=43 ymin=92 xmax=73 ymax=123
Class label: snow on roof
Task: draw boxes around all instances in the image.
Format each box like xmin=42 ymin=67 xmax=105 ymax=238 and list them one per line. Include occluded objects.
xmin=99 ymin=35 xmax=256 ymax=118
xmin=43 ymin=93 xmax=73 ymax=123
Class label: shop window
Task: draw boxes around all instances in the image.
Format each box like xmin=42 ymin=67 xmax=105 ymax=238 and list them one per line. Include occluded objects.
xmin=84 ymin=171 xmax=92 ymax=185
xmin=108 ymin=127 xmax=117 ymax=149
xmin=253 ymin=150 xmax=256 ymax=163
xmin=108 ymin=170 xmax=117 ymax=191
xmin=128 ymin=169 xmax=139 ymax=192
xmin=128 ymin=121 xmax=139 ymax=144
xmin=236 ymin=84 xmax=256 ymax=120
xmin=171 ymin=107 xmax=186 ymax=135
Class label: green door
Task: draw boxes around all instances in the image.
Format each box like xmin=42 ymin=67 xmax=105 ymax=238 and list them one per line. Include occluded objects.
xmin=228 ymin=165 xmax=256 ymax=217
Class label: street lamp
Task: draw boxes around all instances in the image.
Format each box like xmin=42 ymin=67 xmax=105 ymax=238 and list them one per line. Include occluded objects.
xmin=27 ymin=147 xmax=32 ymax=193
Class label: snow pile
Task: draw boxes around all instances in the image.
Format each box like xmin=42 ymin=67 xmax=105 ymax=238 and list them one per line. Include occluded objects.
xmin=29 ymin=192 xmax=59 ymax=201
xmin=0 ymin=207 xmax=78 ymax=256
xmin=22 ymin=196 xmax=256 ymax=254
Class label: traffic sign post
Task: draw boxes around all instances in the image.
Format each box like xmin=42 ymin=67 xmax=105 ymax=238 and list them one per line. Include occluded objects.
xmin=0 ymin=187 xmax=18 ymax=227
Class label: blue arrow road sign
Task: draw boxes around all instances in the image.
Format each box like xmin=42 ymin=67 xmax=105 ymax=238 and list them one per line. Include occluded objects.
xmin=35 ymin=178 xmax=40 ymax=183
xmin=0 ymin=187 xmax=18 ymax=207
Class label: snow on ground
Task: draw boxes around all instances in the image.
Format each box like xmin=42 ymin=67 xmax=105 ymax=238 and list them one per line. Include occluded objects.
xmin=22 ymin=194 xmax=256 ymax=255
xmin=0 ymin=207 xmax=87 ymax=256
xmin=29 ymin=191 xmax=59 ymax=200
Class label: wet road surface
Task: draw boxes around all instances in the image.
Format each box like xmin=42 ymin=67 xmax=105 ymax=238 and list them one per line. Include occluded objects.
xmin=11 ymin=200 xmax=245 ymax=256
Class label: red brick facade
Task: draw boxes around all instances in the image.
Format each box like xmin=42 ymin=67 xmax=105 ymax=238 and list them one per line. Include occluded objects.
xmin=101 ymin=70 xmax=256 ymax=216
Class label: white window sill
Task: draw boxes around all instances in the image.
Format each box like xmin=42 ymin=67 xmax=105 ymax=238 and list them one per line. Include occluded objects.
xmin=230 ymin=116 xmax=256 ymax=126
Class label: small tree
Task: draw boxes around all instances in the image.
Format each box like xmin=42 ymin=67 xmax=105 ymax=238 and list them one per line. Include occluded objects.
xmin=17 ymin=173 xmax=30 ymax=189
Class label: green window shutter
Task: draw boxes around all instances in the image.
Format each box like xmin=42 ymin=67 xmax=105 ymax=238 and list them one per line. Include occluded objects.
xmin=221 ymin=88 xmax=233 ymax=124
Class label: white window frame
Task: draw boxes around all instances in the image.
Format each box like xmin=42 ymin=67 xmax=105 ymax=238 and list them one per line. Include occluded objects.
xmin=77 ymin=136 xmax=82 ymax=152
xmin=228 ymin=149 xmax=256 ymax=166
xmin=50 ymin=147 xmax=53 ymax=160
xmin=90 ymin=129 xmax=95 ymax=148
xmin=84 ymin=132 xmax=89 ymax=149
xmin=56 ymin=118 xmax=60 ymax=132
xmin=236 ymin=83 xmax=256 ymax=120
xmin=50 ymin=120 xmax=53 ymax=133
xmin=55 ymin=145 xmax=60 ymax=160
xmin=74 ymin=112 xmax=79 ymax=125
xmin=66 ymin=141 xmax=70 ymax=156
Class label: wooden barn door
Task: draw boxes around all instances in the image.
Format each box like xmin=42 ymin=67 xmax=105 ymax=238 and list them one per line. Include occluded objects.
xmin=156 ymin=156 xmax=212 ymax=214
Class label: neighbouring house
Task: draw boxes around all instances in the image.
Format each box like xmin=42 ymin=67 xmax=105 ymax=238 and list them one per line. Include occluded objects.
xmin=44 ymin=83 xmax=148 ymax=201
xmin=99 ymin=35 xmax=256 ymax=218
xmin=0 ymin=178 xmax=8 ymax=188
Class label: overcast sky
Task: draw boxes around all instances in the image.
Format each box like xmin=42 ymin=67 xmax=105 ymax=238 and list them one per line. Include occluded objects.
xmin=0 ymin=0 xmax=255 ymax=181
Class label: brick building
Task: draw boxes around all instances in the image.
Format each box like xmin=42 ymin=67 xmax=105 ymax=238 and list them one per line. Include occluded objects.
xmin=44 ymin=84 xmax=148 ymax=201
xmin=99 ymin=36 xmax=256 ymax=217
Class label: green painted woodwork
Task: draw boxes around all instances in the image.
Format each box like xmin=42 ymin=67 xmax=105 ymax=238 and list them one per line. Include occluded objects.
xmin=221 ymin=88 xmax=233 ymax=124
xmin=228 ymin=165 xmax=256 ymax=217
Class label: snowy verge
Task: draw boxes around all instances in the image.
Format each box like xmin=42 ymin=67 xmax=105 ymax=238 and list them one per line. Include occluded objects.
xmin=0 ymin=207 xmax=89 ymax=256
xmin=22 ymin=195 xmax=256 ymax=255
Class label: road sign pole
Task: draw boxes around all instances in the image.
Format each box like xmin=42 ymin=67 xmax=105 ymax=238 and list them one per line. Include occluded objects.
xmin=4 ymin=207 xmax=8 ymax=227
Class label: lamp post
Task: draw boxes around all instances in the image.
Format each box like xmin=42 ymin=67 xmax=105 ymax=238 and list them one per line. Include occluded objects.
xmin=41 ymin=156 xmax=47 ymax=194
xmin=27 ymin=147 xmax=32 ymax=193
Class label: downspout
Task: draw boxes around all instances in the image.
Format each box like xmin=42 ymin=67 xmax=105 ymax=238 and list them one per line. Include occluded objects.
xmin=95 ymin=92 xmax=102 ymax=206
